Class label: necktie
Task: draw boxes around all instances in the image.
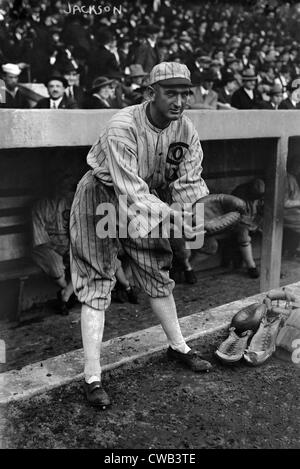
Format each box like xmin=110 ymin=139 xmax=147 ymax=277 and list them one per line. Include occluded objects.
xmin=51 ymin=100 xmax=57 ymax=109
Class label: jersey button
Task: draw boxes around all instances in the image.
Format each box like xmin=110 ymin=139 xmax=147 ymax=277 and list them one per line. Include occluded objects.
xmin=159 ymin=152 xmax=163 ymax=156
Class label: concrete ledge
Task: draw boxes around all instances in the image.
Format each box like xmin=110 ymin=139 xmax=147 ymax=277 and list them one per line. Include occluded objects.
xmin=1 ymin=109 xmax=300 ymax=148
xmin=1 ymin=282 xmax=300 ymax=404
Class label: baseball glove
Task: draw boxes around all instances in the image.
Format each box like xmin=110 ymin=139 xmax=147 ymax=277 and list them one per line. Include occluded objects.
xmin=196 ymin=194 xmax=246 ymax=235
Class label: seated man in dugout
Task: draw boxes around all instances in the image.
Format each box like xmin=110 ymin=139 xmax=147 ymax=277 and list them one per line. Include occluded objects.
xmin=31 ymin=172 xmax=77 ymax=315
xmin=283 ymin=158 xmax=300 ymax=258
xmin=224 ymin=178 xmax=265 ymax=279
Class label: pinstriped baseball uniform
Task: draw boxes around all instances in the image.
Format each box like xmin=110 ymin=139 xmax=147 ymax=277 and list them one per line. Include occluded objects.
xmin=70 ymin=100 xmax=209 ymax=310
xmin=31 ymin=196 xmax=72 ymax=280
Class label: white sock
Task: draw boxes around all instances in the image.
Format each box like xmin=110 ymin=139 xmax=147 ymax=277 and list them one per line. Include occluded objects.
xmin=149 ymin=294 xmax=191 ymax=354
xmin=170 ymin=342 xmax=191 ymax=354
xmin=86 ymin=375 xmax=101 ymax=384
xmin=81 ymin=304 xmax=105 ymax=383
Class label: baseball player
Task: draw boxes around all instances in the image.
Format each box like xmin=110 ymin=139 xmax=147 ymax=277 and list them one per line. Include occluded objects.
xmin=70 ymin=62 xmax=245 ymax=408
xmin=31 ymin=172 xmax=76 ymax=315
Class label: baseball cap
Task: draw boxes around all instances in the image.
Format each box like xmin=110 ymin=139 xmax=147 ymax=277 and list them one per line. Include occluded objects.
xmin=149 ymin=62 xmax=192 ymax=87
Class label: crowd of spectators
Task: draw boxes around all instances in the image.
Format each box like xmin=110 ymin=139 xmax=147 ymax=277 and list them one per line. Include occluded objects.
xmin=1 ymin=0 xmax=300 ymax=109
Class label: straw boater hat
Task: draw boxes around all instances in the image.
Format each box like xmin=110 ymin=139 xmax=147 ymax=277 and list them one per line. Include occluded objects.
xmin=242 ymin=69 xmax=258 ymax=81
xmin=2 ymin=63 xmax=21 ymax=76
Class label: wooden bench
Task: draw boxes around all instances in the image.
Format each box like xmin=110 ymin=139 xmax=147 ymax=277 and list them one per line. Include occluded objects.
xmin=0 ymin=189 xmax=42 ymax=322
xmin=0 ymin=258 xmax=43 ymax=322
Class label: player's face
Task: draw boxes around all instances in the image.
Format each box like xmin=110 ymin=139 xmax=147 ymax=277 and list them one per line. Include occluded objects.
xmin=152 ymin=85 xmax=190 ymax=121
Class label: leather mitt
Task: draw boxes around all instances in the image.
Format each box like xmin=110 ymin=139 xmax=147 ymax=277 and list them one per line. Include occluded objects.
xmin=196 ymin=194 xmax=246 ymax=235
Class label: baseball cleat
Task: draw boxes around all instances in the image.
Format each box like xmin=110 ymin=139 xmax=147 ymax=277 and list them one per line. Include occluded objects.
xmin=167 ymin=347 xmax=212 ymax=372
xmin=83 ymin=381 xmax=111 ymax=409
xmin=215 ymin=327 xmax=253 ymax=364
xmin=248 ymin=267 xmax=260 ymax=278
xmin=184 ymin=269 xmax=197 ymax=284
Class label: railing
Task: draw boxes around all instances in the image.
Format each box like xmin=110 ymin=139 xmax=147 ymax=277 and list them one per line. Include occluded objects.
xmin=1 ymin=109 xmax=300 ymax=292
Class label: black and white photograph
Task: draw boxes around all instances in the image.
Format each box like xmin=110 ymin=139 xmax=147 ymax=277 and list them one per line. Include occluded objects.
xmin=0 ymin=0 xmax=299 ymax=453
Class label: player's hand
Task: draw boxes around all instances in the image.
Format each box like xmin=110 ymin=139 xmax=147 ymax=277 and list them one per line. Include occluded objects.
xmin=169 ymin=209 xmax=204 ymax=241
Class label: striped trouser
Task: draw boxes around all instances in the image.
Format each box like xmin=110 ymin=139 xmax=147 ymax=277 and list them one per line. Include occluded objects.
xmin=69 ymin=171 xmax=174 ymax=311
xmin=31 ymin=244 xmax=70 ymax=281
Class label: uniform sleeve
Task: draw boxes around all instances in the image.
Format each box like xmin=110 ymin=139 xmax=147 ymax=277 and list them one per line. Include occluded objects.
xmin=31 ymin=199 xmax=51 ymax=246
xmin=169 ymin=128 xmax=209 ymax=208
xmin=105 ymin=134 xmax=171 ymax=237
xmin=284 ymin=174 xmax=300 ymax=208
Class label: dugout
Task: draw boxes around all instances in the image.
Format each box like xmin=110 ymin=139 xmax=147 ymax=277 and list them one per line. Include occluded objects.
xmin=0 ymin=109 xmax=299 ymax=321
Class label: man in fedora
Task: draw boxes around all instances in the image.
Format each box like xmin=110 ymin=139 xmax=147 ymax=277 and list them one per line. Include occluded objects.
xmin=259 ymin=83 xmax=283 ymax=109
xmin=0 ymin=63 xmax=31 ymax=109
xmin=231 ymin=68 xmax=261 ymax=109
xmin=88 ymin=29 xmax=122 ymax=83
xmin=124 ymin=64 xmax=148 ymax=105
xmin=61 ymin=62 xmax=86 ymax=108
xmin=128 ymin=64 xmax=148 ymax=90
xmin=188 ymin=70 xmax=218 ymax=110
xmin=222 ymin=55 xmax=242 ymax=86
xmin=84 ymin=76 xmax=115 ymax=109
xmin=279 ymin=78 xmax=300 ymax=109
xmin=178 ymin=31 xmax=194 ymax=60
xmin=35 ymin=74 xmax=78 ymax=109
xmin=217 ymin=72 xmax=238 ymax=109
xmin=134 ymin=24 xmax=161 ymax=73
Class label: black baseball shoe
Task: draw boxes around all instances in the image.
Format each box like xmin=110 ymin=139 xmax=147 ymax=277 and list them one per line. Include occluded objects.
xmin=56 ymin=291 xmax=69 ymax=316
xmin=167 ymin=347 xmax=212 ymax=372
xmin=126 ymin=286 xmax=139 ymax=304
xmin=248 ymin=267 xmax=260 ymax=278
xmin=83 ymin=381 xmax=111 ymax=409
xmin=184 ymin=269 xmax=197 ymax=284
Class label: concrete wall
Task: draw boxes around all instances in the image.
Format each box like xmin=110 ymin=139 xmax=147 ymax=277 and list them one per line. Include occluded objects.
xmin=1 ymin=109 xmax=300 ymax=147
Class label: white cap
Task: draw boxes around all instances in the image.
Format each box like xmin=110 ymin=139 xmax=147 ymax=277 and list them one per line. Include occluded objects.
xmin=2 ymin=63 xmax=21 ymax=76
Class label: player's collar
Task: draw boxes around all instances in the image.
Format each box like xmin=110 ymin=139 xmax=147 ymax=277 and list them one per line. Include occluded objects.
xmin=145 ymin=102 xmax=172 ymax=132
